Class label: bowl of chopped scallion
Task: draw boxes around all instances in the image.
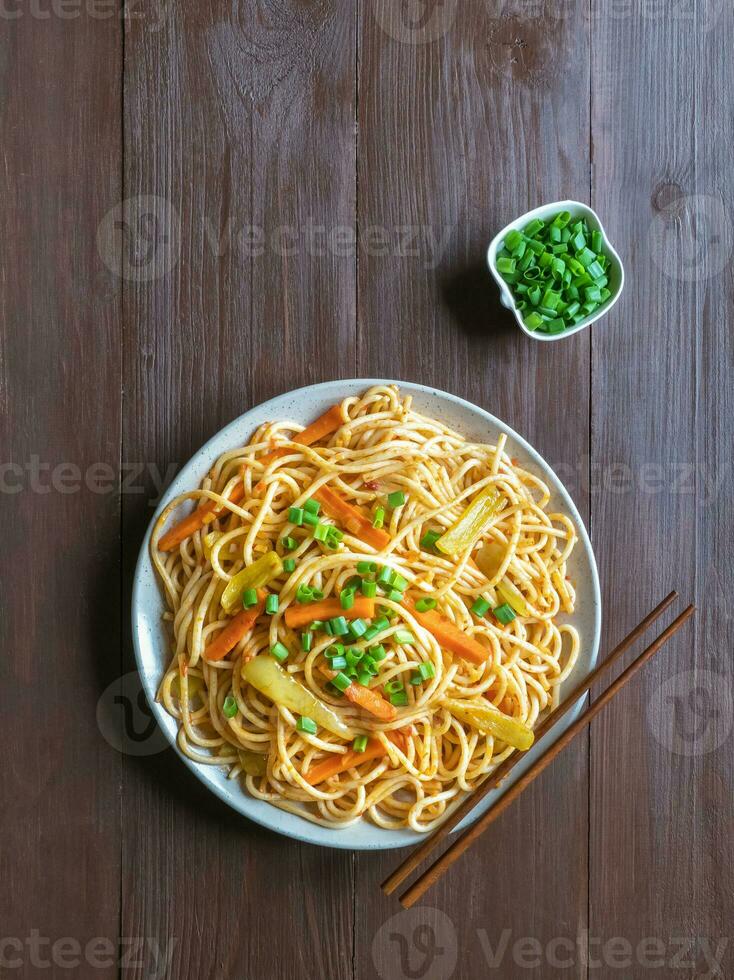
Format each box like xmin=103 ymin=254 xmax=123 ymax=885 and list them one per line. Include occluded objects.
xmin=487 ymin=200 xmax=624 ymax=340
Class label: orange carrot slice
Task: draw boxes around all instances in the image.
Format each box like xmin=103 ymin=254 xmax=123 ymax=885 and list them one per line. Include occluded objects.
xmin=319 ymin=665 xmax=397 ymax=722
xmin=404 ymin=597 xmax=489 ymax=665
xmin=204 ymin=590 xmax=266 ymax=662
xmin=284 ymin=597 xmax=375 ymax=630
xmin=158 ymin=405 xmax=343 ymax=551
xmin=314 ymin=486 xmax=391 ymax=551
xmin=305 ymin=731 xmax=406 ymax=786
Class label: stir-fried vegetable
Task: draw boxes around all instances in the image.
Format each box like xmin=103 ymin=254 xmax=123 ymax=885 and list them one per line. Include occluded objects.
xmin=319 ymin=665 xmax=397 ymax=721
xmin=238 ymin=750 xmax=268 ymax=776
xmin=304 ymin=731 xmax=407 ymax=785
xmin=314 ymin=486 xmax=391 ymax=551
xmin=159 ymin=405 xmax=343 ymax=551
xmin=204 ymin=591 xmax=266 ymax=662
xmin=284 ymin=596 xmax=375 ymax=630
xmin=442 ymin=697 xmax=534 ymax=751
xmin=436 ymin=487 xmax=505 ymax=558
xmin=221 ymin=551 xmax=284 ymax=614
xmin=475 ymin=540 xmax=529 ymax=616
xmin=405 ymin=598 xmax=489 ymax=665
xmin=242 ymin=655 xmax=355 ymax=739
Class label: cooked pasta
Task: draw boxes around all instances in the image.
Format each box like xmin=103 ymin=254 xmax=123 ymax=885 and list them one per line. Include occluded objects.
xmin=151 ymin=385 xmax=580 ymax=833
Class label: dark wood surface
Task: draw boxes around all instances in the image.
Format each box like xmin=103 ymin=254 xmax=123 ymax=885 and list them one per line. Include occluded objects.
xmin=2 ymin=2 xmax=731 ymax=978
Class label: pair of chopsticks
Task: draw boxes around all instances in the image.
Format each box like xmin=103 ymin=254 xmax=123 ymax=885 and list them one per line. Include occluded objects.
xmin=382 ymin=591 xmax=694 ymax=908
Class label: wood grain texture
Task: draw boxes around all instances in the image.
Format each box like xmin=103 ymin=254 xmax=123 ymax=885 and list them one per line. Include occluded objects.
xmin=590 ymin=2 xmax=734 ymax=975
xmin=122 ymin=3 xmax=357 ymax=978
xmin=0 ymin=8 xmax=122 ymax=976
xmin=356 ymin=3 xmax=591 ymax=978
xmin=3 ymin=1 xmax=733 ymax=978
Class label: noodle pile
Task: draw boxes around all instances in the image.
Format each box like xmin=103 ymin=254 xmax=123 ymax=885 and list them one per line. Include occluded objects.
xmin=151 ymin=385 xmax=579 ymax=833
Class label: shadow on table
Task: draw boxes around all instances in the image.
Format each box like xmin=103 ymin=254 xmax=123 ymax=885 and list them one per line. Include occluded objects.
xmin=439 ymin=259 xmax=516 ymax=340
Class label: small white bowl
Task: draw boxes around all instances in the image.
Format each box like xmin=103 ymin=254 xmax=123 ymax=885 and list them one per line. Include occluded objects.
xmin=487 ymin=200 xmax=625 ymax=342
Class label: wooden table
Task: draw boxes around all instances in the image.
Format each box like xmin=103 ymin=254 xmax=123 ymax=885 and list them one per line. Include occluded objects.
xmin=3 ymin=3 xmax=732 ymax=978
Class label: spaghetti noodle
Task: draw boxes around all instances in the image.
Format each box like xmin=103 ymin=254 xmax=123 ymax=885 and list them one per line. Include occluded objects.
xmin=151 ymin=385 xmax=579 ymax=833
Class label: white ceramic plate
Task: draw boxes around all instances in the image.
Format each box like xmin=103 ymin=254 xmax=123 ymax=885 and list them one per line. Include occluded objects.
xmin=132 ymin=380 xmax=601 ymax=850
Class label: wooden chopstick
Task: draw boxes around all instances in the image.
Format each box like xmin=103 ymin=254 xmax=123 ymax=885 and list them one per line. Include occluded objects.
xmin=397 ymin=603 xmax=695 ymax=908
xmin=382 ymin=590 xmax=679 ymax=896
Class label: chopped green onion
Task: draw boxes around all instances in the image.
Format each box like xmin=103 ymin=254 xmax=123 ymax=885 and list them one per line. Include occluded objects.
xmin=282 ymin=558 xmax=296 ymax=573
xmin=353 ymin=735 xmax=369 ymax=753
xmin=524 ymin=218 xmax=544 ymax=237
xmin=388 ymin=491 xmax=406 ymax=508
xmin=332 ymin=672 xmax=352 ymax=693
xmin=394 ymin=630 xmax=415 ymax=645
xmin=281 ymin=536 xmax=297 ymax=552
xmin=330 ymin=616 xmax=349 ymax=636
xmin=357 ymin=670 xmax=372 ymax=687
xmin=372 ymin=615 xmax=390 ymax=632
xmin=369 ymin=644 xmax=387 ymax=661
xmin=361 ymin=579 xmax=377 ymax=598
xmin=362 ymin=624 xmax=381 ymax=642
xmin=302 ymin=509 xmax=320 ymax=527
xmin=504 ymin=229 xmax=523 ymax=252
xmin=390 ymin=691 xmax=409 ymax=707
xmin=348 ymin=618 xmax=368 ymax=638
xmin=340 ymin=588 xmax=355 ymax=610
xmin=410 ymin=662 xmax=436 ymax=685
xmin=288 ymin=507 xmax=304 ymax=526
xmin=270 ymin=642 xmax=289 ymax=663
xmin=420 ymin=529 xmax=442 ymax=551
xmin=301 ymin=632 xmax=313 ymax=652
xmin=325 ymin=643 xmax=345 ymax=658
xmin=313 ymin=523 xmax=331 ymax=542
xmin=377 ymin=566 xmax=394 ymax=587
xmin=303 ymin=498 xmax=320 ymax=515
xmin=384 ymin=679 xmax=404 ymax=695
xmin=386 ymin=589 xmax=404 ymax=603
xmin=329 ymin=656 xmax=347 ymax=670
xmin=223 ymin=695 xmax=238 ymax=718
xmin=415 ymin=597 xmax=437 ymax=612
xmin=391 ymin=573 xmax=409 ymax=592
xmin=494 ymin=603 xmax=517 ymax=625
xmin=471 ymin=597 xmax=491 ymax=617
xmin=296 ymin=584 xmax=315 ymax=603
xmin=592 ymin=230 xmax=603 ymax=253
xmin=496 ymin=256 xmax=516 ymax=275
xmin=265 ymin=594 xmax=279 ymax=615
xmin=372 ymin=506 xmax=386 ymax=529
xmin=357 ymin=561 xmax=376 ymax=574
xmin=296 ymin=716 xmax=317 ymax=735
xmin=242 ymin=588 xmax=259 ymax=608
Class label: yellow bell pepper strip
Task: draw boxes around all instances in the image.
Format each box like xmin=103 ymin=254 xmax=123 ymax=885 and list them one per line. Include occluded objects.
xmin=220 ymin=551 xmax=284 ymax=614
xmin=319 ymin=665 xmax=397 ymax=722
xmin=313 ymin=486 xmax=391 ymax=551
xmin=204 ymin=590 xmax=266 ymax=662
xmin=284 ymin=596 xmax=375 ymax=630
xmin=304 ymin=730 xmax=408 ymax=786
xmin=159 ymin=405 xmax=343 ymax=550
xmin=475 ymin=541 xmax=529 ymax=616
xmin=404 ymin=597 xmax=490 ymax=665
xmin=242 ymin=655 xmax=355 ymax=739
xmin=442 ymin=697 xmax=534 ymax=751
xmin=435 ymin=487 xmax=505 ymax=558
xmin=238 ymin=750 xmax=268 ymax=776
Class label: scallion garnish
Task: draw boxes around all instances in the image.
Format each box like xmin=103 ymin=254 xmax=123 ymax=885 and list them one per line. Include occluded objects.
xmin=361 ymin=579 xmax=377 ymax=598
xmin=332 ymin=672 xmax=352 ymax=692
xmin=471 ymin=597 xmax=491 ymax=617
xmin=301 ymin=631 xmax=313 ymax=652
xmin=390 ymin=691 xmax=409 ymax=707
xmin=282 ymin=558 xmax=296 ymax=573
xmin=388 ymin=490 xmax=406 ymax=508
xmin=420 ymin=529 xmax=442 ymax=551
xmin=340 ymin=588 xmax=356 ymax=610
xmin=372 ymin=506 xmax=386 ymax=529
xmin=281 ymin=536 xmax=297 ymax=552
xmin=223 ymin=695 xmax=238 ymax=718
xmin=265 ymin=594 xmax=279 ymax=615
xmin=242 ymin=588 xmax=259 ymax=608
xmin=288 ymin=506 xmax=304 ymax=526
xmin=296 ymin=716 xmax=317 ymax=735
xmin=415 ymin=597 xmax=437 ymax=612
xmin=270 ymin=642 xmax=289 ymax=663
xmin=494 ymin=603 xmax=517 ymax=625
xmin=496 ymin=211 xmax=615 ymax=334
xmin=353 ymin=735 xmax=369 ymax=753
xmin=303 ymin=498 xmax=320 ymax=516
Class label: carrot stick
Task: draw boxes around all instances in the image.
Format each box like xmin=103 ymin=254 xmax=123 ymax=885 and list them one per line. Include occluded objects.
xmin=305 ymin=731 xmax=406 ymax=786
xmin=159 ymin=405 xmax=342 ymax=551
xmin=284 ymin=596 xmax=375 ymax=630
xmin=319 ymin=666 xmax=397 ymax=722
xmin=404 ymin=598 xmax=489 ymax=665
xmin=314 ymin=486 xmax=391 ymax=551
xmin=204 ymin=590 xmax=266 ymax=662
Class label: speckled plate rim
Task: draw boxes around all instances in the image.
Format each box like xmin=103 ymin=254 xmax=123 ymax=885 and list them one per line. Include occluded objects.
xmin=132 ymin=379 xmax=601 ymax=850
